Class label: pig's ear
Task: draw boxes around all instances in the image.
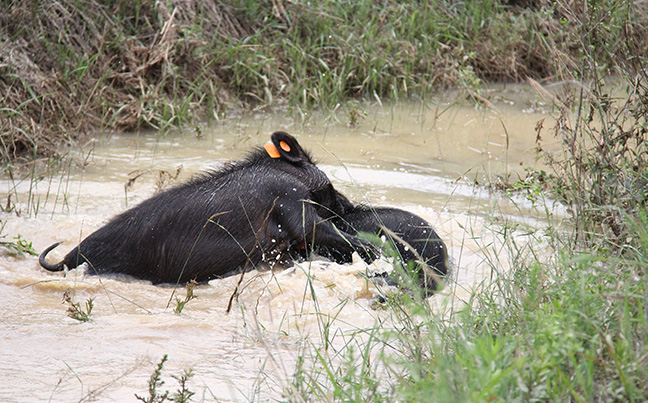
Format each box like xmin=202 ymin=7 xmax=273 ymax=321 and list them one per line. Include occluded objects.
xmin=269 ymin=131 xmax=310 ymax=163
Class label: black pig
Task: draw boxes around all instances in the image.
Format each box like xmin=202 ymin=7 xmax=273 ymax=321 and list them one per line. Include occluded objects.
xmin=306 ymin=204 xmax=448 ymax=291
xmin=39 ymin=131 xmax=375 ymax=284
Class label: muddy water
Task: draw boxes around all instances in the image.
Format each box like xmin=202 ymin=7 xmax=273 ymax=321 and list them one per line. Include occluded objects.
xmin=1 ymin=85 xmax=559 ymax=402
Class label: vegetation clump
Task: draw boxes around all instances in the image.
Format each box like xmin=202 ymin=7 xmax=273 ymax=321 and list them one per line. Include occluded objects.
xmin=173 ymin=280 xmax=197 ymax=314
xmin=62 ymin=291 xmax=94 ymax=322
xmin=135 ymin=355 xmax=195 ymax=403
xmin=0 ymin=232 xmax=38 ymax=256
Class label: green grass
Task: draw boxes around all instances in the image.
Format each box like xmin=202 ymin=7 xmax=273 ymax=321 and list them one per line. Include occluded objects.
xmin=136 ymin=355 xmax=196 ymax=403
xmin=173 ymin=280 xmax=197 ymax=314
xmin=0 ymin=232 xmax=38 ymax=256
xmin=62 ymin=291 xmax=95 ymax=323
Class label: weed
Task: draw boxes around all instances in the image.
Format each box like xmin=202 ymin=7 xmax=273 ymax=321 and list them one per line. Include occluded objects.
xmin=173 ymin=280 xmax=197 ymax=314
xmin=529 ymin=0 xmax=648 ymax=252
xmin=169 ymin=369 xmax=195 ymax=403
xmin=136 ymin=355 xmax=169 ymax=403
xmin=135 ymin=355 xmax=195 ymax=403
xmin=346 ymin=101 xmax=367 ymax=128
xmin=0 ymin=231 xmax=38 ymax=257
xmin=62 ymin=291 xmax=94 ymax=323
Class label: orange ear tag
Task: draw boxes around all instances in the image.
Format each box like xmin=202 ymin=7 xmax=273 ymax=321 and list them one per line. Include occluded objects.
xmin=264 ymin=143 xmax=281 ymax=158
xmin=279 ymin=141 xmax=291 ymax=152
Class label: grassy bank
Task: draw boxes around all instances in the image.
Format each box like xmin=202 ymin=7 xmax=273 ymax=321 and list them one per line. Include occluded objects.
xmin=2 ymin=0 xmax=647 ymax=163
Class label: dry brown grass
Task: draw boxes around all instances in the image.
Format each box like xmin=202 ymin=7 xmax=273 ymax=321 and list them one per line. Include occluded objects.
xmin=0 ymin=0 xmax=247 ymax=160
